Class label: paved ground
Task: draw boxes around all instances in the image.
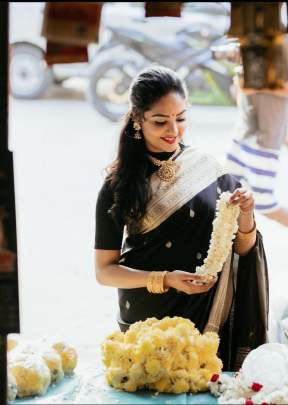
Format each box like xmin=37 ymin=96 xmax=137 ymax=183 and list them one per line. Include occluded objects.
xmin=8 ymin=84 xmax=288 ymax=368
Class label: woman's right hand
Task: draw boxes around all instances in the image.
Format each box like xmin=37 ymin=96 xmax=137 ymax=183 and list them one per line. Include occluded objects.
xmin=164 ymin=270 xmax=218 ymax=295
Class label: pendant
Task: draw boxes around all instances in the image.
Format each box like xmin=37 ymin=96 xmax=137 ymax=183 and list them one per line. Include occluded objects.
xmin=157 ymin=161 xmax=177 ymax=182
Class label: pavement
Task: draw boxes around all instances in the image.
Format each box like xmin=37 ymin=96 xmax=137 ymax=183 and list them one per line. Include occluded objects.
xmin=8 ymin=84 xmax=288 ymax=369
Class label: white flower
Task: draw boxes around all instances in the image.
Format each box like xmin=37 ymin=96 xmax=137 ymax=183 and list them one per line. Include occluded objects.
xmin=195 ymin=192 xmax=240 ymax=277
xmin=209 ymin=370 xmax=288 ymax=404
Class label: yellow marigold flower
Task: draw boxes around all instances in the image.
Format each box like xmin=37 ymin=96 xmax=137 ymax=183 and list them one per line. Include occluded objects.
xmin=150 ymin=376 xmax=170 ymax=392
xmin=171 ymin=369 xmax=189 ymax=380
xmin=123 ymin=379 xmax=138 ymax=392
xmin=124 ymin=330 xmax=137 ymax=344
xmin=205 ymin=357 xmax=223 ymax=372
xmin=144 ymin=358 xmax=163 ymax=377
xmin=171 ymin=353 xmax=188 ymax=370
xmin=101 ymin=340 xmax=119 ymax=367
xmin=129 ymin=363 xmax=145 ymax=381
xmin=172 ymin=379 xmax=190 ymax=394
xmin=105 ymin=331 xmax=124 ymax=343
xmin=187 ymin=351 xmax=200 ymax=369
xmin=106 ymin=367 xmax=128 ymax=389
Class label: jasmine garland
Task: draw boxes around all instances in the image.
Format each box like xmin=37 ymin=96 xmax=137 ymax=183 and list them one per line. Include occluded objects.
xmin=195 ymin=191 xmax=240 ymax=277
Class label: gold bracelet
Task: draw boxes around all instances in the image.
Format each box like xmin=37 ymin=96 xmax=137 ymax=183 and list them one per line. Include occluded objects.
xmin=148 ymin=272 xmax=158 ymax=293
xmin=147 ymin=271 xmax=169 ymax=294
xmin=161 ymin=271 xmax=169 ymax=293
xmin=151 ymin=271 xmax=168 ymax=293
xmin=237 ymin=221 xmax=257 ymax=241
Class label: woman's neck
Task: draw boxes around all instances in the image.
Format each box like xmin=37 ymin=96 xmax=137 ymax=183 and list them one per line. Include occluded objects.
xmin=147 ymin=143 xmax=184 ymax=161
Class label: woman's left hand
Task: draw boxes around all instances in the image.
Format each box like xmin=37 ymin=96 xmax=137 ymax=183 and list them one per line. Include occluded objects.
xmin=229 ymin=187 xmax=254 ymax=215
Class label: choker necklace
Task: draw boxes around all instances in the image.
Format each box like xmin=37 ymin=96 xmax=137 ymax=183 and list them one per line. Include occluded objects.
xmin=148 ymin=145 xmax=181 ymax=182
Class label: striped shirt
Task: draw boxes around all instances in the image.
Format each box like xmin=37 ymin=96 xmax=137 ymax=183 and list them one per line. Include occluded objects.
xmin=225 ymin=84 xmax=288 ymax=213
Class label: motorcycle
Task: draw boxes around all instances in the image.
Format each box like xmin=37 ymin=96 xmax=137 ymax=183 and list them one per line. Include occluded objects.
xmin=87 ymin=23 xmax=236 ymax=121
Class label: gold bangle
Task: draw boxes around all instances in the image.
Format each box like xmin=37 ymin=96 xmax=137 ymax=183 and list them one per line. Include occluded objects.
xmin=147 ymin=271 xmax=158 ymax=293
xmin=161 ymin=271 xmax=169 ymax=293
xmin=237 ymin=221 xmax=257 ymax=240
xmin=147 ymin=271 xmax=169 ymax=294
xmin=146 ymin=271 xmax=155 ymax=293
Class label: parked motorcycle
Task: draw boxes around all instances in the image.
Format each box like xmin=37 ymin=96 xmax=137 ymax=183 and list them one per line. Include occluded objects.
xmin=87 ymin=24 xmax=236 ymax=121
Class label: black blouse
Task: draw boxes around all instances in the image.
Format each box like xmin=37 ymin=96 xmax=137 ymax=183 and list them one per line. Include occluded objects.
xmin=94 ymin=145 xmax=186 ymax=250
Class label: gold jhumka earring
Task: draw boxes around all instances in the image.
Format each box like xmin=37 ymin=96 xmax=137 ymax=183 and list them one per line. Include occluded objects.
xmin=133 ymin=122 xmax=142 ymax=139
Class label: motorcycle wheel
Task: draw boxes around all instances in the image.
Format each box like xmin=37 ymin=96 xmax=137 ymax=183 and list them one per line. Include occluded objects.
xmin=9 ymin=43 xmax=53 ymax=99
xmin=87 ymin=55 xmax=144 ymax=121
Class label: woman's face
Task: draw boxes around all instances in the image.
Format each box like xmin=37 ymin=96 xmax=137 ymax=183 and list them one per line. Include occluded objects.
xmin=140 ymin=91 xmax=187 ymax=153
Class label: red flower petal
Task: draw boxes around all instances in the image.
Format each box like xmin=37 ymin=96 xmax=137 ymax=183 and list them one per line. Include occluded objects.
xmin=251 ymin=382 xmax=263 ymax=392
xmin=245 ymin=400 xmax=253 ymax=405
xmin=210 ymin=373 xmax=219 ymax=382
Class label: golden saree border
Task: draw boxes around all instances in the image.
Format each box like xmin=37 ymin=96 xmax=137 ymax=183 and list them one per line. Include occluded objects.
xmin=203 ymin=251 xmax=233 ymax=334
xmin=129 ymin=147 xmax=228 ymax=235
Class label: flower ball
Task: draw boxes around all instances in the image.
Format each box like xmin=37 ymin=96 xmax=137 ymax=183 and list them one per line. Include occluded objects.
xmin=7 ymin=369 xmax=17 ymax=401
xmin=102 ymin=316 xmax=222 ymax=394
xmin=7 ymin=334 xmax=21 ymax=352
xmin=52 ymin=341 xmax=78 ymax=375
xmin=8 ymin=353 xmax=51 ymax=398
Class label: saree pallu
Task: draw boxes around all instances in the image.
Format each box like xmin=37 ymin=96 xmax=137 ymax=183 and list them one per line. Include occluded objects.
xmin=116 ymin=147 xmax=269 ymax=371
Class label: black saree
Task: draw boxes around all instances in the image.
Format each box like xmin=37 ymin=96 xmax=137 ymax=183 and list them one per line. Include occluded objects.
xmin=219 ymin=230 xmax=269 ymax=371
xmin=95 ymin=146 xmax=269 ymax=371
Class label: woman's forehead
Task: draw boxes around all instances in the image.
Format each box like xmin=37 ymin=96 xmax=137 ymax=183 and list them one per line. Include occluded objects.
xmin=146 ymin=92 xmax=187 ymax=117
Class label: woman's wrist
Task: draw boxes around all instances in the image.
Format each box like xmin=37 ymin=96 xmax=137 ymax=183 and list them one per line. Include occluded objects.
xmin=238 ymin=210 xmax=255 ymax=233
xmin=163 ymin=271 xmax=171 ymax=289
xmin=237 ymin=221 xmax=256 ymax=239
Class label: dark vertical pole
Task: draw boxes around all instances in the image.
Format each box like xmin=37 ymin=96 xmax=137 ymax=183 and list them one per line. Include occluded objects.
xmin=0 ymin=3 xmax=9 ymax=404
xmin=0 ymin=336 xmax=7 ymax=404
xmin=0 ymin=3 xmax=8 ymax=150
xmin=0 ymin=3 xmax=20 ymax=405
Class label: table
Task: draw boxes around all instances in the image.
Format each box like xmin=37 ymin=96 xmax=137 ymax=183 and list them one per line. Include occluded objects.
xmin=10 ymin=367 xmax=222 ymax=404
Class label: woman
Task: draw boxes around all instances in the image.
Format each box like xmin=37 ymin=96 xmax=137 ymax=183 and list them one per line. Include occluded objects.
xmin=94 ymin=66 xmax=269 ymax=371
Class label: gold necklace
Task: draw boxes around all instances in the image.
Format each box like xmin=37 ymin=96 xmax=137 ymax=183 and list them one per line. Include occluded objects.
xmin=148 ymin=145 xmax=181 ymax=182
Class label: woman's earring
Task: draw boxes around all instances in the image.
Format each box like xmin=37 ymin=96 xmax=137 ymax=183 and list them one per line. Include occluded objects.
xmin=133 ymin=122 xmax=142 ymax=139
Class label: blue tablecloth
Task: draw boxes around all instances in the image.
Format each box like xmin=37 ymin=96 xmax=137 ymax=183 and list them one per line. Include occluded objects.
xmin=10 ymin=367 xmax=225 ymax=404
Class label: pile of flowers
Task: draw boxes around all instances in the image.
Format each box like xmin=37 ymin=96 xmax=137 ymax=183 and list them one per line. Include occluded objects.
xmin=7 ymin=335 xmax=78 ymax=400
xmin=196 ymin=191 xmax=240 ymax=276
xmin=208 ymin=343 xmax=288 ymax=404
xmin=101 ymin=316 xmax=223 ymax=394
xmin=208 ymin=373 xmax=288 ymax=404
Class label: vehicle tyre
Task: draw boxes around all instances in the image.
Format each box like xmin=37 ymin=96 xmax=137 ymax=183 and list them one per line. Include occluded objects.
xmin=87 ymin=53 xmax=145 ymax=121
xmin=9 ymin=43 xmax=53 ymax=99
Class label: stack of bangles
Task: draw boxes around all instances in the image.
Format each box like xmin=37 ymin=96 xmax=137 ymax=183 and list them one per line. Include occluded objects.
xmin=147 ymin=271 xmax=169 ymax=294
xmin=237 ymin=220 xmax=257 ymax=241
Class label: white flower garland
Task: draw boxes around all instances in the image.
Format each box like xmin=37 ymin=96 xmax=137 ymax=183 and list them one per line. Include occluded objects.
xmin=195 ymin=191 xmax=240 ymax=277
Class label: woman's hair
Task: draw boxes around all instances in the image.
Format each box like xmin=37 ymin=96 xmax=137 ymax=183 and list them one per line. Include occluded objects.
xmin=106 ymin=65 xmax=188 ymax=227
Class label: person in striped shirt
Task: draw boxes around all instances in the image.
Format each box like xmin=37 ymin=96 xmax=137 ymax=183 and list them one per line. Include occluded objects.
xmin=225 ymin=35 xmax=288 ymax=227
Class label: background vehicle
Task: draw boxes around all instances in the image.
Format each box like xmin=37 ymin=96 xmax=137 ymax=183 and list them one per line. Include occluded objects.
xmin=87 ymin=22 xmax=235 ymax=121
xmin=9 ymin=2 xmax=235 ymax=119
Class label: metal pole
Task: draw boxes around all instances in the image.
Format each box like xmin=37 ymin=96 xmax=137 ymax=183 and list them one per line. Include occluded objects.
xmin=0 ymin=2 xmax=8 ymax=150
xmin=0 ymin=336 xmax=7 ymax=404
xmin=0 ymin=4 xmax=20 ymax=405
xmin=0 ymin=4 xmax=9 ymax=403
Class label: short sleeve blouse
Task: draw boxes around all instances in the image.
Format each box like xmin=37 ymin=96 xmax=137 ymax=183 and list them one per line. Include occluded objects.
xmin=94 ymin=180 xmax=124 ymax=250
